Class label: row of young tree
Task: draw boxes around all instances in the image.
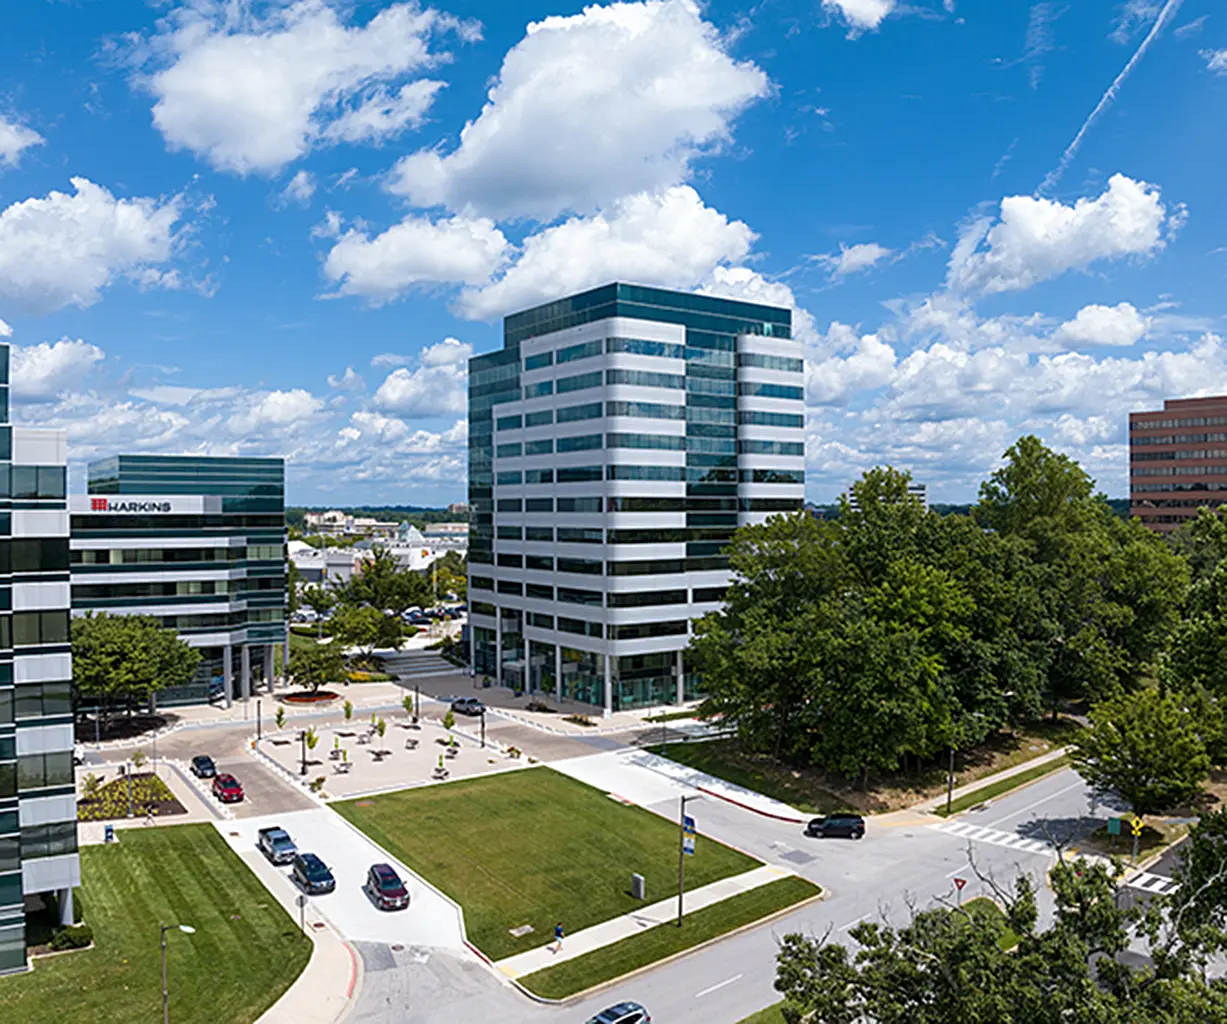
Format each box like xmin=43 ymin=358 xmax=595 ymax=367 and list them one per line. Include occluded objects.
xmin=691 ymin=435 xmax=1204 ymax=790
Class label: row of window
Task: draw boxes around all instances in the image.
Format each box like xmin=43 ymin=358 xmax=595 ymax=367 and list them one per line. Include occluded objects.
xmin=0 ymin=538 xmax=70 ymax=575
xmin=490 ymin=527 xmax=736 ymax=552
xmin=492 ymin=467 xmax=804 ymax=493
xmin=74 ymin=546 xmax=246 ymax=565
xmin=1132 ymin=482 xmax=1227 ymax=492
xmin=1 ymin=465 xmax=66 ymax=500
xmin=520 ymin=337 xmax=804 ymax=375
xmin=472 ymin=583 xmax=725 ymax=608
xmin=0 ymin=751 xmax=74 ymax=797
xmin=516 ymin=370 xmax=803 ymax=401
xmin=1132 ymin=449 xmax=1227 ymax=462
xmin=1132 ymin=466 xmax=1227 ymax=477
xmin=73 ymin=580 xmax=242 ymax=601
xmin=498 ymin=402 xmax=803 ymax=433
xmin=1131 ymin=416 xmax=1227 ymax=430
xmin=0 ymin=610 xmax=70 ymax=649
xmin=491 ymin=496 xmax=798 ymax=519
xmin=472 ymin=555 xmax=728 ymax=590
xmin=0 ymin=681 xmax=72 ymax=723
xmin=16 ymin=822 xmax=78 ymax=860
xmin=1131 ymin=433 xmax=1227 ymax=446
xmin=500 ymin=429 xmax=792 ymax=457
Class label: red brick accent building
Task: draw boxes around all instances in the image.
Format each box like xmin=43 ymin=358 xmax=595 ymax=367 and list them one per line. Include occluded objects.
xmin=1130 ymin=395 xmax=1227 ymax=533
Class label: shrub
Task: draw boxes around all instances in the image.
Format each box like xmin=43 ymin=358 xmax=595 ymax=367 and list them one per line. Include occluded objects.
xmin=308 ymin=776 xmax=326 ymax=794
xmin=564 ymin=714 xmax=596 ymax=728
xmin=50 ymin=923 xmax=93 ymax=950
xmin=442 ymin=710 xmax=455 ymax=731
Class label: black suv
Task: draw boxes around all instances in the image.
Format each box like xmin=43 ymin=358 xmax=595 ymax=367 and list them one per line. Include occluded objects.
xmin=190 ymin=755 xmax=217 ymax=778
xmin=292 ymin=853 xmax=336 ymax=894
xmin=805 ymin=814 xmax=866 ymax=840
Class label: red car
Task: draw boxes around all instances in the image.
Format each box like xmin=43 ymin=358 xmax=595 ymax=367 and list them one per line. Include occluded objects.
xmin=212 ymin=773 xmax=244 ymax=803
xmin=364 ymin=863 xmax=410 ymax=911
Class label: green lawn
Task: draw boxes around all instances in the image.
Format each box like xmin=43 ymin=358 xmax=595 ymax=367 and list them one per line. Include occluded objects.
xmin=519 ymin=875 xmax=820 ymax=999
xmin=646 ymin=741 xmax=849 ymax=815
xmin=935 ymin=755 xmax=1071 ymax=817
xmin=739 ymin=1005 xmax=787 ymax=1024
xmin=2 ymin=824 xmax=310 ymax=1024
xmin=333 ymin=766 xmax=760 ymax=960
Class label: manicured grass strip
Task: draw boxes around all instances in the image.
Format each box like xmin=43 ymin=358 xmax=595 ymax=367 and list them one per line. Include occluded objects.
xmin=935 ymin=754 xmax=1071 ymax=817
xmin=960 ymin=896 xmax=1020 ymax=951
xmin=4 ymin=824 xmax=311 ymax=1024
xmin=739 ymin=1005 xmax=786 ymax=1024
xmin=647 ymin=741 xmax=848 ymax=815
xmin=518 ymin=875 xmax=820 ymax=999
xmin=642 ymin=710 xmax=700 ymax=723
xmin=334 ymin=766 xmax=759 ymax=961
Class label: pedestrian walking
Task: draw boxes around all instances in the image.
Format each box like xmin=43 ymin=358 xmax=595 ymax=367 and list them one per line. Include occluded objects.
xmin=552 ymin=921 xmax=564 ymax=953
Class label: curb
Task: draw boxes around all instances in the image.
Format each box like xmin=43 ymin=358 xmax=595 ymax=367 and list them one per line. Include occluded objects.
xmin=916 ymin=748 xmax=1073 ymax=818
xmin=511 ymin=886 xmax=826 ymax=1005
xmin=696 ymin=785 xmax=807 ymax=824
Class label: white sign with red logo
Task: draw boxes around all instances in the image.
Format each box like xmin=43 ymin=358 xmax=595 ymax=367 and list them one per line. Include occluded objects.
xmin=69 ymin=495 xmax=214 ymax=515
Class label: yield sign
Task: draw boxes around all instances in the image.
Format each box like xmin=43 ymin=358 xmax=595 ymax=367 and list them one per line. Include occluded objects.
xmin=953 ymin=877 xmax=967 ymax=892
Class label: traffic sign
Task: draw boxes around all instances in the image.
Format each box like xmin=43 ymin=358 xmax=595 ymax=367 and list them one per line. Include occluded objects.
xmin=1131 ymin=817 xmax=1144 ymax=838
xmin=683 ymin=815 xmax=696 ymax=835
xmin=683 ymin=834 xmax=696 ymax=856
xmin=953 ymin=877 xmax=966 ymax=892
xmin=1107 ymin=817 xmax=1122 ymax=836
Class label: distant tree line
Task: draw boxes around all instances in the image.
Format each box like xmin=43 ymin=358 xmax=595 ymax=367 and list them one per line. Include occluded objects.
xmin=285 ymin=505 xmax=461 ymax=530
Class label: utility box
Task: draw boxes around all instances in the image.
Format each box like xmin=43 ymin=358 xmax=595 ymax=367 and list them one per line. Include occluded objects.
xmin=631 ymin=873 xmax=646 ymax=900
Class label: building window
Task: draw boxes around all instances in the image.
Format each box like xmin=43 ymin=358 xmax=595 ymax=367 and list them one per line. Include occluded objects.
xmin=525 ymin=527 xmax=554 ymax=542
xmin=525 ymin=439 xmax=554 ymax=456
xmin=525 ymin=498 xmax=554 ymax=513
xmin=470 ymin=576 xmax=494 ymax=592
xmin=528 ymin=612 xmax=555 ymax=629
xmin=496 ymin=414 xmax=523 ymax=430
xmin=739 ymin=410 xmax=804 ymax=428
xmin=610 ymin=621 xmax=688 ymax=640
xmin=17 ymin=752 xmax=73 ymax=791
xmin=13 ymin=610 xmax=69 ymax=646
xmin=496 ymin=442 xmax=523 ymax=458
xmin=497 ymin=526 xmax=523 ymax=540
xmin=606 ymin=337 xmax=685 ymax=359
xmin=557 ymin=586 xmax=603 ymax=606
xmin=524 ymin=381 xmax=555 ymax=398
xmin=738 ymin=440 xmax=805 ymax=456
xmin=606 ymin=401 xmax=685 ymax=421
xmin=525 ymin=469 xmax=554 ymax=484
xmin=608 ymin=589 xmax=688 ymax=607
xmin=525 ymin=555 xmax=555 ymax=571
xmin=525 ymin=583 xmax=555 ymax=600
xmin=607 ymin=559 xmax=686 ymax=576
xmin=607 ymin=464 xmax=686 ymax=482
xmin=558 ymin=617 xmax=603 ymax=638
xmin=497 ymin=499 xmax=522 ymax=512
xmin=557 ymin=557 xmax=603 ymax=575
xmin=525 ymin=410 xmax=554 ymax=427
xmin=557 ymin=371 xmax=603 ymax=394
xmin=496 ymin=471 xmax=523 ymax=486
xmin=557 ymin=434 xmax=603 ymax=453
xmin=740 ymin=469 xmax=805 ymax=484
xmin=497 ymin=581 xmax=523 ymax=596
xmin=693 ymin=586 xmax=727 ymax=603
xmin=557 ymin=402 xmax=602 ymax=424
xmin=557 ymin=466 xmax=602 ymax=483
xmin=556 ymin=497 xmax=602 ymax=513
xmin=497 ymin=553 xmax=523 ymax=569
xmin=557 ymin=528 xmax=603 ymax=544
xmin=606 ymin=369 xmax=684 ymax=390
xmin=556 ymin=340 xmax=603 ymax=364
xmin=524 ymin=352 xmax=554 ymax=371
xmin=737 ymin=353 xmax=803 ymax=373
xmin=737 ymin=382 xmax=803 ymax=400
xmin=21 ymin=822 xmax=78 ymax=859
xmin=607 ymin=433 xmax=685 ymax=451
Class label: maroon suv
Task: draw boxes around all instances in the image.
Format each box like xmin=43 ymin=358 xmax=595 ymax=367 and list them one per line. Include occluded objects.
xmin=364 ymin=863 xmax=409 ymax=911
xmin=212 ymin=773 xmax=244 ymax=803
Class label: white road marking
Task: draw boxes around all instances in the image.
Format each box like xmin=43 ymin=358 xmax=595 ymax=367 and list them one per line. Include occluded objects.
xmin=929 ymin=821 xmax=1054 ymax=858
xmin=1124 ymin=871 xmax=1179 ymax=894
xmin=839 ymin=914 xmax=870 ymax=932
xmin=984 ymin=779 xmax=1084 ymax=827
xmin=696 ymin=974 xmax=744 ymax=998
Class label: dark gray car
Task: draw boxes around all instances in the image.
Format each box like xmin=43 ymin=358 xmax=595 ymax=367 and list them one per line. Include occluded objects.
xmin=256 ymin=826 xmax=297 ymax=865
xmin=805 ymin=814 xmax=865 ymax=839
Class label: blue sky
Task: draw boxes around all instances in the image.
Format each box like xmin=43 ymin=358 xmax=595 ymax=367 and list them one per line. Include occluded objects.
xmin=0 ymin=0 xmax=1224 ymax=506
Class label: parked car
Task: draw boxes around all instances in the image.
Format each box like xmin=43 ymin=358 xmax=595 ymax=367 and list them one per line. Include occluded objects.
xmin=292 ymin=853 xmax=336 ymax=895
xmin=212 ymin=773 xmax=244 ymax=803
xmin=256 ymin=826 xmax=298 ymax=865
xmin=363 ymin=863 xmax=410 ymax=911
xmin=451 ymin=697 xmax=484 ymax=716
xmin=804 ymin=813 xmax=865 ymax=840
xmin=190 ymin=755 xmax=217 ymax=778
xmin=586 ymin=1002 xmax=651 ymax=1024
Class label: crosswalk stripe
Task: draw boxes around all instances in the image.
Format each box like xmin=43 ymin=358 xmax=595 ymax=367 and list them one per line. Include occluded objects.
xmin=929 ymin=821 xmax=1054 ymax=858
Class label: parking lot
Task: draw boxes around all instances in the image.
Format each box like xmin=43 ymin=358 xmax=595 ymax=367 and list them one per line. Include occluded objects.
xmin=218 ymin=808 xmax=467 ymax=949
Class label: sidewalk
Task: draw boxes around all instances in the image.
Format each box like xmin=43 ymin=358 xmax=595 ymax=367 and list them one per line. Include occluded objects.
xmin=257 ymin=926 xmax=358 ymax=1024
xmin=493 ymin=864 xmax=791 ymax=979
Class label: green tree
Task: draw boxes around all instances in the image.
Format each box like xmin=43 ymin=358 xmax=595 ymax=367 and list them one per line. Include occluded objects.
xmin=774 ymin=856 xmax=1227 ymax=1024
xmin=1071 ymin=688 xmax=1210 ymax=815
xmin=275 ymin=705 xmax=286 ymax=730
xmin=975 ymin=434 xmax=1095 ymax=537
xmin=286 ymin=558 xmax=301 ymax=617
xmin=344 ymin=699 xmax=354 ymax=723
xmin=442 ymin=709 xmax=455 ymax=732
xmin=336 ymin=547 xmax=430 ymax=615
xmin=72 ymin=613 xmax=202 ymax=733
xmin=330 ymin=603 xmax=405 ymax=661
xmin=285 ymin=643 xmax=345 ymax=695
xmin=433 ymin=549 xmax=467 ymax=601
xmin=302 ymin=585 xmax=335 ymax=638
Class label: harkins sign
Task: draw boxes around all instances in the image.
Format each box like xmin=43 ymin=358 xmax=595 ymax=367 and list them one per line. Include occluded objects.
xmin=89 ymin=498 xmax=172 ymax=513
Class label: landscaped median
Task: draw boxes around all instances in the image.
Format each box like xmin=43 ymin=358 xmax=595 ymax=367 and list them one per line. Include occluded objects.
xmin=4 ymin=824 xmax=310 ymax=1024
xmin=517 ymin=874 xmax=821 ymax=999
xmin=935 ymin=754 xmax=1071 ymax=817
xmin=333 ymin=766 xmax=762 ymax=961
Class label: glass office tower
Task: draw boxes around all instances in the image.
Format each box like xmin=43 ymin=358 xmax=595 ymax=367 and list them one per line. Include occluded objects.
xmin=0 ymin=343 xmax=78 ymax=973
xmin=70 ymin=455 xmax=287 ymax=706
xmin=468 ymin=283 xmax=804 ymax=715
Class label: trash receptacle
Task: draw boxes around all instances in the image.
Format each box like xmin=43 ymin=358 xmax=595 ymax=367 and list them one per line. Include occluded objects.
xmin=631 ymin=873 xmax=645 ymax=900
xmin=104 ymin=823 xmax=115 ymax=844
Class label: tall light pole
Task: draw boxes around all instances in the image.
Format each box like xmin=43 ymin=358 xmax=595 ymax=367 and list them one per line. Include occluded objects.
xmin=161 ymin=922 xmax=195 ymax=1024
xmin=677 ymin=794 xmax=702 ymax=927
xmin=299 ymin=730 xmax=308 ymax=776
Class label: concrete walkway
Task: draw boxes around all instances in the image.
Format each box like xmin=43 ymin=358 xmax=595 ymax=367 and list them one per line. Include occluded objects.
xmin=913 ymin=746 xmax=1072 ymax=815
xmin=493 ymin=864 xmax=792 ymax=979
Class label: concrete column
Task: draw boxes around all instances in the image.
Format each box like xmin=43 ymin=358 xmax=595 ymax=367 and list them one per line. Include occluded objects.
xmin=58 ymin=887 xmax=73 ymax=926
xmin=675 ymin=649 xmax=685 ymax=706
xmin=554 ymin=644 xmax=563 ymax=703
xmin=222 ymin=645 xmax=233 ymax=709
xmin=495 ymin=614 xmax=503 ymax=687
xmin=265 ymin=644 xmax=275 ymax=694
xmin=603 ymin=655 xmax=613 ymax=719
xmin=240 ymin=644 xmax=251 ymax=702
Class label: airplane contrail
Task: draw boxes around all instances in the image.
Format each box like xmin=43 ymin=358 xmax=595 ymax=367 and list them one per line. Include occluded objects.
xmin=1039 ymin=0 xmax=1185 ymax=195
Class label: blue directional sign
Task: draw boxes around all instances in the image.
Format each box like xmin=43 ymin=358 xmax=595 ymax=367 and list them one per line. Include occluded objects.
xmin=683 ymin=815 xmax=696 ymax=835
xmin=683 ymin=834 xmax=696 ymax=856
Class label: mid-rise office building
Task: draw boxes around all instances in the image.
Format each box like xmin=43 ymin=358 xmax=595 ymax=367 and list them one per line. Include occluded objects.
xmin=842 ymin=480 xmax=927 ymax=512
xmin=1130 ymin=395 xmax=1227 ymax=533
xmin=467 ymin=283 xmax=804 ymax=714
xmin=0 ymin=343 xmax=79 ymax=972
xmin=69 ymin=455 xmax=287 ymax=706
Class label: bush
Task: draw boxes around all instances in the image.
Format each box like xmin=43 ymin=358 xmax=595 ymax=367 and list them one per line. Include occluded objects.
xmin=564 ymin=714 xmax=597 ymax=728
xmin=49 ymin=923 xmax=93 ymax=950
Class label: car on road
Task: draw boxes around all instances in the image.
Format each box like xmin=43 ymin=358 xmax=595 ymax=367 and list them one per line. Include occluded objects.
xmin=191 ymin=755 xmax=217 ymax=778
xmin=212 ymin=773 xmax=244 ymax=803
xmin=450 ymin=697 xmax=485 ymax=716
xmin=805 ymin=813 xmax=865 ymax=840
xmin=586 ymin=1002 xmax=651 ymax=1024
xmin=363 ymin=863 xmax=410 ymax=911
xmin=256 ymin=826 xmax=298 ymax=865
xmin=292 ymin=853 xmax=336 ymax=895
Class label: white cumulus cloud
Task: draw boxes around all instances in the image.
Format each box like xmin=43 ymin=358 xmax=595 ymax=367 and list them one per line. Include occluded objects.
xmin=387 ymin=0 xmax=770 ymax=220
xmin=808 ymin=322 xmax=897 ymax=405
xmin=0 ymin=117 xmax=44 ymax=167
xmin=11 ymin=339 xmax=106 ymax=400
xmin=947 ymin=173 xmax=1171 ymax=296
xmin=322 ymin=214 xmax=508 ymax=303
xmin=1054 ymin=302 xmax=1151 ymax=348
xmin=371 ymin=337 xmax=472 ymax=417
xmin=136 ymin=0 xmax=472 ymax=175
xmin=0 ymin=177 xmax=183 ymax=314
xmin=457 ymin=186 xmax=754 ymax=320
xmin=228 ymin=388 xmax=324 ymax=434
xmin=281 ymin=170 xmax=316 ymax=204
xmin=816 ymin=241 xmax=893 ymax=278
xmin=823 ymin=0 xmax=896 ymax=32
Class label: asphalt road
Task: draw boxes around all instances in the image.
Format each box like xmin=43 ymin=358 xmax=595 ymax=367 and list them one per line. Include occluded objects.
xmin=348 ymin=763 xmax=1106 ymax=1024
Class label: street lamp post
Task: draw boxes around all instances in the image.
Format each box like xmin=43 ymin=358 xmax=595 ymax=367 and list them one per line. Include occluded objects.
xmin=480 ymin=708 xmax=486 ymax=748
xmin=256 ymin=698 xmax=262 ymax=741
xmin=299 ymin=730 xmax=308 ymax=776
xmin=161 ymin=922 xmax=195 ymax=1024
xmin=677 ymin=793 xmax=702 ymax=927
